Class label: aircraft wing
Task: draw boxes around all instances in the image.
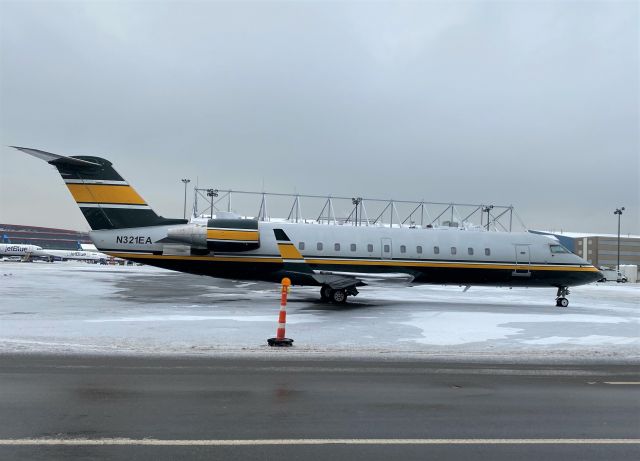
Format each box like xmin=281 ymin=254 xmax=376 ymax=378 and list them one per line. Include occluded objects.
xmin=312 ymin=270 xmax=415 ymax=288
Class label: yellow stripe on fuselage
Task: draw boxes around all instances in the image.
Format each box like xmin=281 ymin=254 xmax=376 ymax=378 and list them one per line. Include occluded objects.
xmin=304 ymin=258 xmax=600 ymax=272
xmin=206 ymin=229 xmax=259 ymax=241
xmin=106 ymin=253 xmax=282 ymax=263
xmin=105 ymin=252 xmax=599 ymax=272
xmin=66 ymin=184 xmax=146 ymax=205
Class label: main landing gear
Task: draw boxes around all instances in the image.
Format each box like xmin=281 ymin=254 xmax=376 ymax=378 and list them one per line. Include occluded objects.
xmin=320 ymin=285 xmax=359 ymax=304
xmin=555 ymin=286 xmax=570 ymax=307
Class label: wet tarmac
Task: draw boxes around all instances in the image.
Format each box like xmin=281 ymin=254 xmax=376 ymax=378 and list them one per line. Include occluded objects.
xmin=0 ymin=354 xmax=638 ymax=461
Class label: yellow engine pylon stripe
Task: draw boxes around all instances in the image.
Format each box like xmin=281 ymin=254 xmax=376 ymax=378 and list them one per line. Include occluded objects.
xmin=206 ymin=229 xmax=259 ymax=241
xmin=66 ymin=184 xmax=146 ymax=205
xmin=277 ymin=243 xmax=304 ymax=260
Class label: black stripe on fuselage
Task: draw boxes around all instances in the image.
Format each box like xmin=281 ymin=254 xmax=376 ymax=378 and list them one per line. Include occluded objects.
xmin=209 ymin=219 xmax=259 ymax=230
xmin=108 ymin=254 xmax=601 ymax=288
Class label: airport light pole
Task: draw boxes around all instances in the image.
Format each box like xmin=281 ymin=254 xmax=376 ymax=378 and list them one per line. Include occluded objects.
xmin=181 ymin=178 xmax=191 ymax=219
xmin=207 ymin=188 xmax=218 ymax=218
xmin=614 ymin=207 xmax=625 ymax=272
xmin=352 ymin=197 xmax=362 ymax=226
xmin=482 ymin=205 xmax=494 ymax=231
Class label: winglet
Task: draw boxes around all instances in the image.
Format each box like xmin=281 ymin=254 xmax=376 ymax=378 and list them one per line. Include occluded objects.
xmin=11 ymin=146 xmax=101 ymax=167
xmin=273 ymin=228 xmax=315 ymax=275
xmin=273 ymin=228 xmax=305 ymax=262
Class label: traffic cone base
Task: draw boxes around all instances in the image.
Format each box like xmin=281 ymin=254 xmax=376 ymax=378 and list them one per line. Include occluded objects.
xmin=267 ymin=337 xmax=294 ymax=347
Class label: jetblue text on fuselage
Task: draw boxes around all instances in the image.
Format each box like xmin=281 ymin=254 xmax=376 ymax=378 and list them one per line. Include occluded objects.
xmin=6 ymin=246 xmax=29 ymax=252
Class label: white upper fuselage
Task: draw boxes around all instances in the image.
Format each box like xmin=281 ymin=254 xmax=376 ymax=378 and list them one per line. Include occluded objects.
xmin=89 ymin=221 xmax=587 ymax=267
xmin=0 ymin=243 xmax=43 ymax=256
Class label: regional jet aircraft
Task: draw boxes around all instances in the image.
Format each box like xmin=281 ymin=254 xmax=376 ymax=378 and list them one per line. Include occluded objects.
xmin=13 ymin=147 xmax=602 ymax=306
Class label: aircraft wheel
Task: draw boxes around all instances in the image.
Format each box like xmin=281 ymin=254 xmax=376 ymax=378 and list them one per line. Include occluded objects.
xmin=330 ymin=288 xmax=348 ymax=304
xmin=320 ymin=285 xmax=332 ymax=302
xmin=557 ymin=297 xmax=569 ymax=308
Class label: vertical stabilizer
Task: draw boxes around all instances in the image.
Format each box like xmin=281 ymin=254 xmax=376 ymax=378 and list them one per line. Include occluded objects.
xmin=13 ymin=147 xmax=186 ymax=230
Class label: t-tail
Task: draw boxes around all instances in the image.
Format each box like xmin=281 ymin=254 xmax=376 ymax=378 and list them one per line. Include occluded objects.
xmin=12 ymin=147 xmax=187 ymax=230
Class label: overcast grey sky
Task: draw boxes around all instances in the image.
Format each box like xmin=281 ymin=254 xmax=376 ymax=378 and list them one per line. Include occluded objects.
xmin=1 ymin=0 xmax=638 ymax=234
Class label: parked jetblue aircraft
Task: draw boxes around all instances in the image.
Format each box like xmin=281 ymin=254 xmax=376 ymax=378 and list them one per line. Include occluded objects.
xmin=0 ymin=243 xmax=43 ymax=257
xmin=0 ymin=239 xmax=107 ymax=263
xmin=13 ymin=147 xmax=602 ymax=306
xmin=38 ymin=248 xmax=109 ymax=263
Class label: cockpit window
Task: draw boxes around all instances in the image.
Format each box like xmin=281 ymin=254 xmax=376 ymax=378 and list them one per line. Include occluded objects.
xmin=550 ymin=244 xmax=570 ymax=254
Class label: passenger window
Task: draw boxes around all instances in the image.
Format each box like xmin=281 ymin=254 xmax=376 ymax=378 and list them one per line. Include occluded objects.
xmin=317 ymin=242 xmax=323 ymax=251
xmin=451 ymin=247 xmax=457 ymax=255
xmin=468 ymin=247 xmax=473 ymax=256
xmin=383 ymin=244 xmax=390 ymax=252
xmin=434 ymin=246 xmax=440 ymax=254
xmin=367 ymin=244 xmax=373 ymax=252
xmin=350 ymin=243 xmax=356 ymax=252
xmin=334 ymin=243 xmax=340 ymax=251
xmin=485 ymin=248 xmax=490 ymax=256
xmin=417 ymin=245 xmax=422 ymax=254
xmin=298 ymin=242 xmax=305 ymax=250
xmin=400 ymin=245 xmax=406 ymax=253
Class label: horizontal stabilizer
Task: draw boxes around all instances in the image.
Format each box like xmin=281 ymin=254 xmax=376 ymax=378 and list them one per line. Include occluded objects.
xmin=11 ymin=146 xmax=100 ymax=167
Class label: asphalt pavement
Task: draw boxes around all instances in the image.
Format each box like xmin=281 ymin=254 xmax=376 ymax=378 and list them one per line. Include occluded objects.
xmin=0 ymin=354 xmax=638 ymax=460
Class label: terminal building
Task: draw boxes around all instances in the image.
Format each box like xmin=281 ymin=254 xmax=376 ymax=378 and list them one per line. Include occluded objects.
xmin=1 ymin=223 xmax=91 ymax=250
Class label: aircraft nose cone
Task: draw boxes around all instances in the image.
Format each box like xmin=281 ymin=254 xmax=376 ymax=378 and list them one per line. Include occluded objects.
xmin=589 ymin=269 xmax=604 ymax=284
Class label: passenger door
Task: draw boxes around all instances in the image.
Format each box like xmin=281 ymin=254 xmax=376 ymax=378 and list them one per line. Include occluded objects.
xmin=513 ymin=244 xmax=531 ymax=276
xmin=381 ymin=238 xmax=392 ymax=260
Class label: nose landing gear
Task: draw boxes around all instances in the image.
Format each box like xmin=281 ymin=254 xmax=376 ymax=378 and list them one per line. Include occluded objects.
xmin=555 ymin=286 xmax=570 ymax=307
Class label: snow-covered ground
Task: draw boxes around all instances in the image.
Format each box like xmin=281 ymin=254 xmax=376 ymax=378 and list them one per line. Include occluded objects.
xmin=0 ymin=261 xmax=638 ymax=362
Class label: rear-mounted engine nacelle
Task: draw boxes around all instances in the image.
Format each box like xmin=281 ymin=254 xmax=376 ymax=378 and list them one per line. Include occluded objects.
xmin=165 ymin=219 xmax=261 ymax=252
xmin=165 ymin=224 xmax=208 ymax=248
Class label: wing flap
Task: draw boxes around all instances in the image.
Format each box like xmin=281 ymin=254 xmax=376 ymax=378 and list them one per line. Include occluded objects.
xmin=313 ymin=270 xmax=414 ymax=288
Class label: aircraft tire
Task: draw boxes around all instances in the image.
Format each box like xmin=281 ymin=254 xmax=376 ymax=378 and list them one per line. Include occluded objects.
xmin=320 ymin=285 xmax=332 ymax=302
xmin=557 ymin=297 xmax=569 ymax=308
xmin=330 ymin=289 xmax=348 ymax=304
